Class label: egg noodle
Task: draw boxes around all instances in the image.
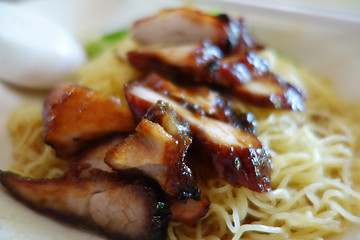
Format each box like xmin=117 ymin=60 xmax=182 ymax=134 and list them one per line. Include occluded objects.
xmin=6 ymin=36 xmax=360 ymax=240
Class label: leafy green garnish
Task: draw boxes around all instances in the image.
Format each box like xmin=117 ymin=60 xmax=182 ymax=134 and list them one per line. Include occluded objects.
xmin=85 ymin=29 xmax=130 ymax=59
xmin=203 ymin=6 xmax=224 ymax=17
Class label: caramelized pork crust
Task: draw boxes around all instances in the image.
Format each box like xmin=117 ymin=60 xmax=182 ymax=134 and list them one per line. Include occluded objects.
xmin=128 ymin=8 xmax=305 ymax=111
xmin=43 ymin=84 xmax=135 ymax=157
xmin=105 ymin=101 xmax=200 ymax=201
xmin=168 ymin=189 xmax=210 ymax=225
xmin=128 ymin=45 xmax=305 ymax=111
xmin=63 ymin=134 xmax=209 ymax=225
xmin=132 ymin=73 xmax=257 ymax=133
xmin=124 ymin=77 xmax=272 ymax=192
xmin=64 ymin=136 xmax=126 ymax=179
xmin=0 ymin=169 xmax=170 ymax=240
xmin=226 ymin=16 xmax=263 ymax=56
xmin=127 ymin=42 xmax=223 ymax=82
xmin=216 ymin=53 xmax=306 ymax=110
xmin=132 ymin=8 xmax=245 ymax=53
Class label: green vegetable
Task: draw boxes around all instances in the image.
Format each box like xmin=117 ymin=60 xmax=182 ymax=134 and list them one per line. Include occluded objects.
xmin=85 ymin=29 xmax=130 ymax=59
xmin=207 ymin=7 xmax=223 ymax=16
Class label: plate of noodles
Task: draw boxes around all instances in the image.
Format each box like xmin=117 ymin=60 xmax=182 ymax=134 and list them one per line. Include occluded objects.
xmin=0 ymin=0 xmax=360 ymax=239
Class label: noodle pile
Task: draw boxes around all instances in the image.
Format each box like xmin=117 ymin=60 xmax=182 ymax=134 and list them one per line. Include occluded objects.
xmin=7 ymin=105 xmax=68 ymax=178
xmin=6 ymin=36 xmax=360 ymax=240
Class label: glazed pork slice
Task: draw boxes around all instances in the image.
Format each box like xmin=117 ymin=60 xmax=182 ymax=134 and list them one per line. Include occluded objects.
xmin=216 ymin=53 xmax=306 ymax=110
xmin=130 ymin=73 xmax=257 ymax=133
xmin=128 ymin=44 xmax=305 ymax=110
xmin=124 ymin=78 xmax=272 ymax=192
xmin=132 ymin=8 xmax=248 ymax=53
xmin=68 ymin=134 xmax=207 ymax=224
xmin=127 ymin=42 xmax=223 ymax=82
xmin=105 ymin=101 xmax=200 ymax=201
xmin=168 ymin=189 xmax=210 ymax=225
xmin=64 ymin=136 xmax=126 ymax=179
xmin=43 ymin=84 xmax=135 ymax=157
xmin=230 ymin=17 xmax=263 ymax=56
xmin=0 ymin=169 xmax=170 ymax=240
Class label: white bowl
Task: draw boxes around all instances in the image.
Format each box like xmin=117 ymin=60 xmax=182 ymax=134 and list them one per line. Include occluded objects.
xmin=0 ymin=0 xmax=359 ymax=239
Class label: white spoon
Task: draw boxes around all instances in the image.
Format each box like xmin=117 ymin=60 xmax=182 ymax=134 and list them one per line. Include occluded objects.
xmin=0 ymin=2 xmax=86 ymax=89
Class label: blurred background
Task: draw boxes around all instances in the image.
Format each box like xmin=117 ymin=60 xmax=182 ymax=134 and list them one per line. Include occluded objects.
xmin=6 ymin=0 xmax=357 ymax=100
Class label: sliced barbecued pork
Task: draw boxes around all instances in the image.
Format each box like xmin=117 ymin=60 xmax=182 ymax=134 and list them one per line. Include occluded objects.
xmin=215 ymin=52 xmax=305 ymax=110
xmin=128 ymin=8 xmax=304 ymax=111
xmin=67 ymin=133 xmax=208 ymax=224
xmin=132 ymin=8 xmax=255 ymax=53
xmin=127 ymin=42 xmax=223 ymax=82
xmin=64 ymin=136 xmax=125 ymax=179
xmin=128 ymin=45 xmax=305 ymax=111
xmin=124 ymin=74 xmax=272 ymax=192
xmin=168 ymin=188 xmax=210 ymax=225
xmin=105 ymin=101 xmax=200 ymax=201
xmin=0 ymin=169 xmax=170 ymax=240
xmin=227 ymin=16 xmax=263 ymax=56
xmin=130 ymin=73 xmax=257 ymax=133
xmin=43 ymin=84 xmax=135 ymax=157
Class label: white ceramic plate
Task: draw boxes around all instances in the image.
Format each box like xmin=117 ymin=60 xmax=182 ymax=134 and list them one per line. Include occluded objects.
xmin=0 ymin=0 xmax=359 ymax=239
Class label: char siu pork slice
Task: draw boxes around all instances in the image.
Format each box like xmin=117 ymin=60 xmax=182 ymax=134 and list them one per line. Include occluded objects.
xmin=0 ymin=169 xmax=170 ymax=240
xmin=167 ymin=188 xmax=210 ymax=225
xmin=64 ymin=136 xmax=126 ymax=179
xmin=67 ymin=133 xmax=209 ymax=224
xmin=132 ymin=8 xmax=258 ymax=53
xmin=105 ymin=101 xmax=200 ymax=201
xmin=43 ymin=84 xmax=135 ymax=157
xmin=128 ymin=8 xmax=304 ymax=111
xmin=128 ymin=73 xmax=257 ymax=133
xmin=128 ymin=45 xmax=305 ymax=111
xmin=124 ymin=75 xmax=272 ymax=192
xmin=215 ymin=52 xmax=305 ymax=111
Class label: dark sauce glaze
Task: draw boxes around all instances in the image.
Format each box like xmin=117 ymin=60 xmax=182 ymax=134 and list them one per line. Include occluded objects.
xmin=136 ymin=73 xmax=257 ymax=133
xmin=105 ymin=100 xmax=200 ymax=201
xmin=0 ymin=169 xmax=170 ymax=240
xmin=128 ymin=9 xmax=305 ymax=111
xmin=125 ymin=75 xmax=272 ymax=192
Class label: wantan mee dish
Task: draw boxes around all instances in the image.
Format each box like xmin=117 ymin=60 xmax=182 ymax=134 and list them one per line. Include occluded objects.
xmin=2 ymin=8 xmax=360 ymax=240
